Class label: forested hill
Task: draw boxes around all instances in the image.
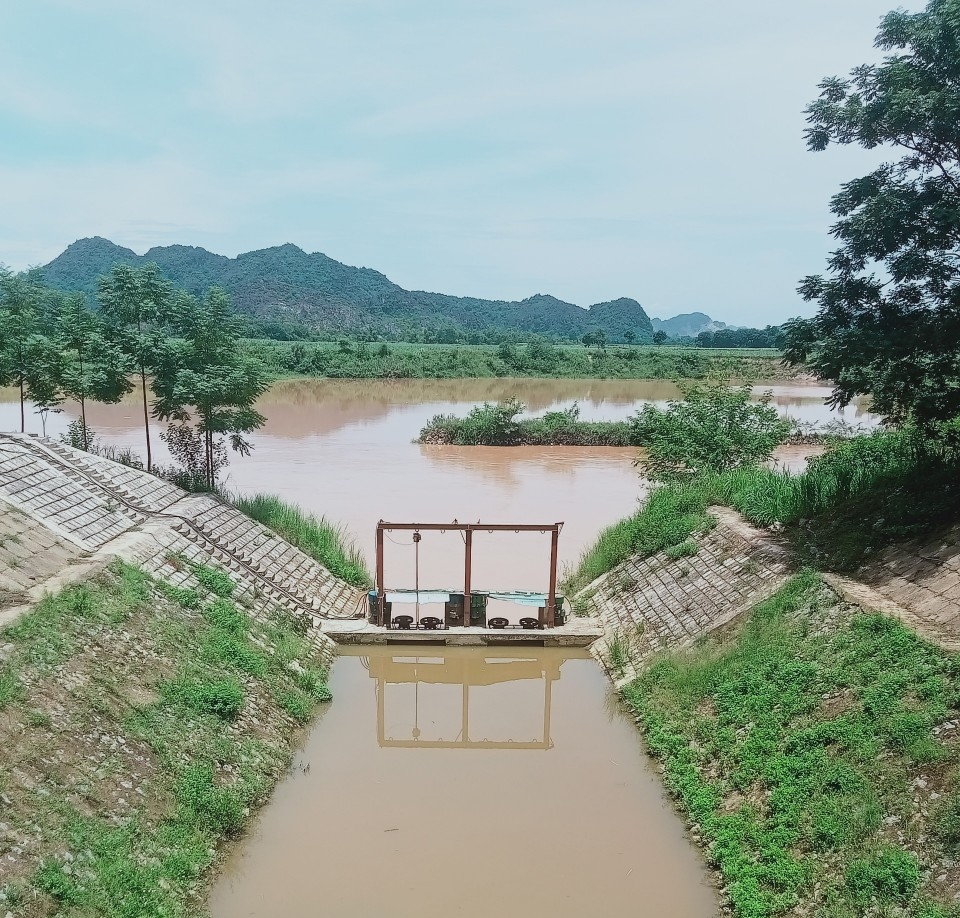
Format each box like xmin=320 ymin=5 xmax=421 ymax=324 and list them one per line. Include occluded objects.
xmin=41 ymin=237 xmax=656 ymax=342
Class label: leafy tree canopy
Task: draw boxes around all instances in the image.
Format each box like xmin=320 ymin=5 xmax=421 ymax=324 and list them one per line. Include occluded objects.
xmin=784 ymin=0 xmax=960 ymax=426
xmin=630 ymin=383 xmax=790 ymax=480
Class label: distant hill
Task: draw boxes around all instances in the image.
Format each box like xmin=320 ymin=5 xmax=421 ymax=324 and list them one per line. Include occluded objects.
xmin=40 ymin=237 xmax=655 ymax=343
xmin=651 ymin=312 xmax=730 ymax=338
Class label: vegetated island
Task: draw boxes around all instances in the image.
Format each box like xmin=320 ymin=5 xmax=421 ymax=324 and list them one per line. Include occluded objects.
xmin=416 ymin=393 xmax=850 ymax=447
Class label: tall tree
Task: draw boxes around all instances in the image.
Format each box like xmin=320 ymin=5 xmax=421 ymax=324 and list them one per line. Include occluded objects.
xmin=0 ymin=270 xmax=40 ymax=432
xmin=153 ymin=287 xmax=267 ymax=489
xmin=97 ymin=263 xmax=172 ymax=471
xmin=784 ymin=0 xmax=960 ymax=426
xmin=57 ymin=294 xmax=131 ymax=450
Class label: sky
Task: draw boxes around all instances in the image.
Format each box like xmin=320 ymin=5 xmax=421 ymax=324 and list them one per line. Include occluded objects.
xmin=0 ymin=0 xmax=922 ymax=325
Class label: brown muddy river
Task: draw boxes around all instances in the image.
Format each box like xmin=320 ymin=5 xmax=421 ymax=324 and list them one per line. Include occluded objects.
xmin=208 ymin=646 xmax=719 ymax=918
xmin=0 ymin=377 xmax=875 ymax=590
xmin=0 ymin=377 xmax=877 ymax=915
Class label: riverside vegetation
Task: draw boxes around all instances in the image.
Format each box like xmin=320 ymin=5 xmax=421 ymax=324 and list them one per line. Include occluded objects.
xmin=626 ymin=570 xmax=960 ymax=918
xmin=0 ymin=560 xmax=332 ymax=917
xmin=250 ymin=337 xmax=792 ymax=382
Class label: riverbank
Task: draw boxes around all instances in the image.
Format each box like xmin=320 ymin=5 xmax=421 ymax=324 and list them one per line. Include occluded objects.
xmin=0 ymin=560 xmax=332 ymax=916
xmin=623 ymin=571 xmax=960 ymax=917
xmin=246 ymin=338 xmax=796 ymax=381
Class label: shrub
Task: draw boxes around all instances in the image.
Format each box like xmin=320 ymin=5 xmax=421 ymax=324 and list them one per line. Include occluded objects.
xmin=630 ymin=382 xmax=790 ymax=480
xmin=844 ymin=847 xmax=920 ymax=905
xmin=161 ymin=675 xmax=245 ymax=720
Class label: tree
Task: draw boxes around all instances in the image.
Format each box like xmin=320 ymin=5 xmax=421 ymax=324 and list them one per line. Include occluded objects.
xmin=57 ymin=294 xmax=131 ymax=450
xmin=652 ymin=330 xmax=668 ymax=345
xmin=784 ymin=0 xmax=960 ymax=426
xmin=629 ymin=383 xmax=790 ymax=480
xmin=97 ymin=263 xmax=172 ymax=472
xmin=0 ymin=270 xmax=40 ymax=432
xmin=624 ymin=331 xmax=637 ymax=345
xmin=23 ymin=335 xmax=65 ymax=436
xmin=153 ymin=287 xmax=267 ymax=490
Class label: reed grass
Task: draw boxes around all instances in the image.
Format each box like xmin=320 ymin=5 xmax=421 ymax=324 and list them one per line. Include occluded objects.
xmin=566 ymin=429 xmax=960 ymax=591
xmin=231 ymin=493 xmax=372 ymax=589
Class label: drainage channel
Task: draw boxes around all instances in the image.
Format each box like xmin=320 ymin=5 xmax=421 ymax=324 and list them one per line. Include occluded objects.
xmin=209 ymin=646 xmax=718 ymax=918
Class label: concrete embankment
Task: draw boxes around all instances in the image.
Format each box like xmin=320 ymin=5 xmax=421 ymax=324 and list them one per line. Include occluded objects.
xmin=579 ymin=503 xmax=960 ymax=916
xmin=0 ymin=434 xmax=368 ymax=915
xmin=578 ymin=507 xmax=793 ymax=682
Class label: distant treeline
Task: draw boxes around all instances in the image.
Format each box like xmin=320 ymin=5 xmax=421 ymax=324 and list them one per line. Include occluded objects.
xmin=248 ymin=338 xmax=793 ymax=381
xmin=692 ymin=326 xmax=783 ymax=349
xmin=241 ymin=315 xmax=784 ymax=349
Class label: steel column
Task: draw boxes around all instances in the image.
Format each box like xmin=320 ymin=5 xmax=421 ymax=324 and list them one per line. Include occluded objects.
xmin=463 ymin=527 xmax=473 ymax=628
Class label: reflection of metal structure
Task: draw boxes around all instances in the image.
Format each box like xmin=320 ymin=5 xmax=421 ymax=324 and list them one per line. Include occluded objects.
xmin=375 ymin=520 xmax=564 ymax=628
xmin=366 ymin=651 xmax=564 ymax=750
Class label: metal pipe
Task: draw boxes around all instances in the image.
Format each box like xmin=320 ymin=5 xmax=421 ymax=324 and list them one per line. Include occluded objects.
xmin=376 ymin=522 xmax=385 ymax=627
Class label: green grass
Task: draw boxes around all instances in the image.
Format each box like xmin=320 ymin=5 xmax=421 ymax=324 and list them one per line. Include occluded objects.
xmin=566 ymin=428 xmax=960 ymax=591
xmin=232 ymin=492 xmax=372 ymax=589
xmin=0 ymin=560 xmax=333 ymax=917
xmin=622 ymin=572 xmax=960 ymax=917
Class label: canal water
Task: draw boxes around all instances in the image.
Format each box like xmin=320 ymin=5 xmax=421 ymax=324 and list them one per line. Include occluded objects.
xmin=208 ymin=646 xmax=719 ymax=918
xmin=0 ymin=376 xmax=877 ymax=914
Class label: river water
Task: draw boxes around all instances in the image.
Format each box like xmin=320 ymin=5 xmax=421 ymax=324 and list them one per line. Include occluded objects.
xmin=0 ymin=377 xmax=875 ymax=591
xmin=0 ymin=377 xmax=877 ymax=915
xmin=208 ymin=646 xmax=719 ymax=918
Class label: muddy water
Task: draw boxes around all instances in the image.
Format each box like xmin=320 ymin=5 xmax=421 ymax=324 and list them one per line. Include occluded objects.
xmin=0 ymin=377 xmax=877 ymax=912
xmin=0 ymin=377 xmax=876 ymax=591
xmin=208 ymin=646 xmax=719 ymax=918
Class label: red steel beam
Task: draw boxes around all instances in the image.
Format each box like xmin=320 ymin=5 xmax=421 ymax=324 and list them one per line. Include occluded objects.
xmin=463 ymin=527 xmax=473 ymax=628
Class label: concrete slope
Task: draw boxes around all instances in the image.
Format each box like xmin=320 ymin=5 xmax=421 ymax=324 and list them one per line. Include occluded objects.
xmin=0 ymin=433 xmax=367 ymax=656
xmin=579 ymin=507 xmax=792 ymax=684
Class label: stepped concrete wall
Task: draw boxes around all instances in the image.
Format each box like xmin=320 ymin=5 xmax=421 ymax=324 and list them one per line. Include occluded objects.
xmin=839 ymin=530 xmax=960 ymax=652
xmin=579 ymin=507 xmax=792 ymax=683
xmin=0 ymin=433 xmax=367 ymax=659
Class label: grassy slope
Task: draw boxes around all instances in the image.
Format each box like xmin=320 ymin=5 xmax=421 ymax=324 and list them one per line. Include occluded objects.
xmin=624 ymin=572 xmax=960 ymax=918
xmin=232 ymin=493 xmax=372 ymax=589
xmin=565 ymin=431 xmax=960 ymax=592
xmin=0 ymin=561 xmax=331 ymax=917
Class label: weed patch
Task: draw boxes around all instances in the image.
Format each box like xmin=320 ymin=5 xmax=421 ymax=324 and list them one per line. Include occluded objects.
xmin=0 ymin=559 xmax=333 ymax=917
xmin=623 ymin=572 xmax=960 ymax=916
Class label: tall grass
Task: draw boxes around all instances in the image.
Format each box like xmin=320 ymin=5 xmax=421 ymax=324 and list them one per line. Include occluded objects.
xmin=567 ymin=429 xmax=960 ymax=591
xmin=232 ymin=493 xmax=372 ymax=589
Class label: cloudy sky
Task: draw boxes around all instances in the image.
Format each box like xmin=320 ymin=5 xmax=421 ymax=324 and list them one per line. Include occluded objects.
xmin=0 ymin=0 xmax=918 ymax=324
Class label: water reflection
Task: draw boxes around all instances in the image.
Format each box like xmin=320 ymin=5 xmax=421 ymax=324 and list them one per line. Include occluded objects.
xmin=368 ymin=649 xmax=564 ymax=750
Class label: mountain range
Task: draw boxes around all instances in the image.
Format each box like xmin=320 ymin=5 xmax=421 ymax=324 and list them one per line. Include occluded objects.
xmin=39 ymin=237 xmax=722 ymax=341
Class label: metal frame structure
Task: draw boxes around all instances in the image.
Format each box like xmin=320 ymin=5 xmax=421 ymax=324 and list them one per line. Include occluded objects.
xmin=375 ymin=520 xmax=563 ymax=628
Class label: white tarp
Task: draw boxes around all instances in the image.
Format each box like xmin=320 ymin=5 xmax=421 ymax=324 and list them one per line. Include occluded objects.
xmin=386 ymin=591 xmax=451 ymax=604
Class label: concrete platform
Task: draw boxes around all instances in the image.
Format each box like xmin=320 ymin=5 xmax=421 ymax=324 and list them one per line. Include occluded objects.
xmin=321 ymin=617 xmax=602 ymax=647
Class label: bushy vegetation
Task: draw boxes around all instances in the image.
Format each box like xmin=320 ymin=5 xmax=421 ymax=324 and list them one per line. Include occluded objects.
xmin=231 ymin=492 xmax=372 ymax=589
xmin=0 ymin=560 xmax=331 ymax=916
xmin=623 ymin=572 xmax=960 ymax=917
xmin=419 ymin=399 xmax=635 ymax=446
xmin=632 ymin=383 xmax=790 ymax=479
xmin=567 ymin=427 xmax=960 ymax=590
xmin=249 ymin=337 xmax=789 ymax=381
